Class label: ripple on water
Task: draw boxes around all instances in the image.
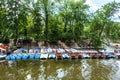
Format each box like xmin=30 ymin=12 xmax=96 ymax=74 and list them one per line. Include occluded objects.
xmin=108 ymin=60 xmax=120 ymax=80
xmin=0 ymin=59 xmax=120 ymax=80
xmin=81 ymin=59 xmax=92 ymax=80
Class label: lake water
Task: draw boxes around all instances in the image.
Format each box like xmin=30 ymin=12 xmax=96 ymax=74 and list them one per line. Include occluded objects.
xmin=0 ymin=59 xmax=120 ymax=80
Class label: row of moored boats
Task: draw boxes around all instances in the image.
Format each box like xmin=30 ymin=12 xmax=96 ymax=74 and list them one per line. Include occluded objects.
xmin=4 ymin=48 xmax=120 ymax=60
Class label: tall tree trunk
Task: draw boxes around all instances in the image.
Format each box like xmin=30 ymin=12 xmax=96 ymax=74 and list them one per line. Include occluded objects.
xmin=64 ymin=19 xmax=67 ymax=32
xmin=99 ymin=25 xmax=105 ymax=38
xmin=43 ymin=0 xmax=49 ymax=46
xmin=45 ymin=10 xmax=48 ymax=45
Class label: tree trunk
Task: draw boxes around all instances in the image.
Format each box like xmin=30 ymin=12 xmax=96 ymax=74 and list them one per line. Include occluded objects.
xmin=44 ymin=0 xmax=49 ymax=46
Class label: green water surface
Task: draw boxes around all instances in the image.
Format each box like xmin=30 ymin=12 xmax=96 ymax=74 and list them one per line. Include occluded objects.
xmin=0 ymin=59 xmax=120 ymax=80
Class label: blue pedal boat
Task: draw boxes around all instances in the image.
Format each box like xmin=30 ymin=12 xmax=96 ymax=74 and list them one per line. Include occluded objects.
xmin=29 ymin=53 xmax=35 ymax=59
xmin=22 ymin=54 xmax=29 ymax=60
xmin=48 ymin=53 xmax=56 ymax=59
xmin=62 ymin=53 xmax=70 ymax=59
xmin=35 ymin=53 xmax=41 ymax=59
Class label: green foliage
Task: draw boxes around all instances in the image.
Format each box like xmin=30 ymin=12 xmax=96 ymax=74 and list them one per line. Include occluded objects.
xmin=89 ymin=1 xmax=120 ymax=48
xmin=0 ymin=0 xmax=120 ymax=49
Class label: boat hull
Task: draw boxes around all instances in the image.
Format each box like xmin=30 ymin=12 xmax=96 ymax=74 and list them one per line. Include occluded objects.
xmin=0 ymin=55 xmax=6 ymax=60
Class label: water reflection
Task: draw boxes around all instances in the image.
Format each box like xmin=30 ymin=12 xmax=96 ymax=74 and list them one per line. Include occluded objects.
xmin=0 ymin=59 xmax=120 ymax=80
xmin=81 ymin=59 xmax=92 ymax=80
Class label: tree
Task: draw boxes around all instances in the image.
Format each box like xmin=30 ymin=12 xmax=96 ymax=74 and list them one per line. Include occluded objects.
xmin=0 ymin=0 xmax=8 ymax=42
xmin=7 ymin=0 xmax=21 ymax=39
xmin=30 ymin=0 xmax=42 ymax=41
xmin=57 ymin=0 xmax=89 ymax=44
xmin=89 ymin=1 xmax=120 ymax=50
